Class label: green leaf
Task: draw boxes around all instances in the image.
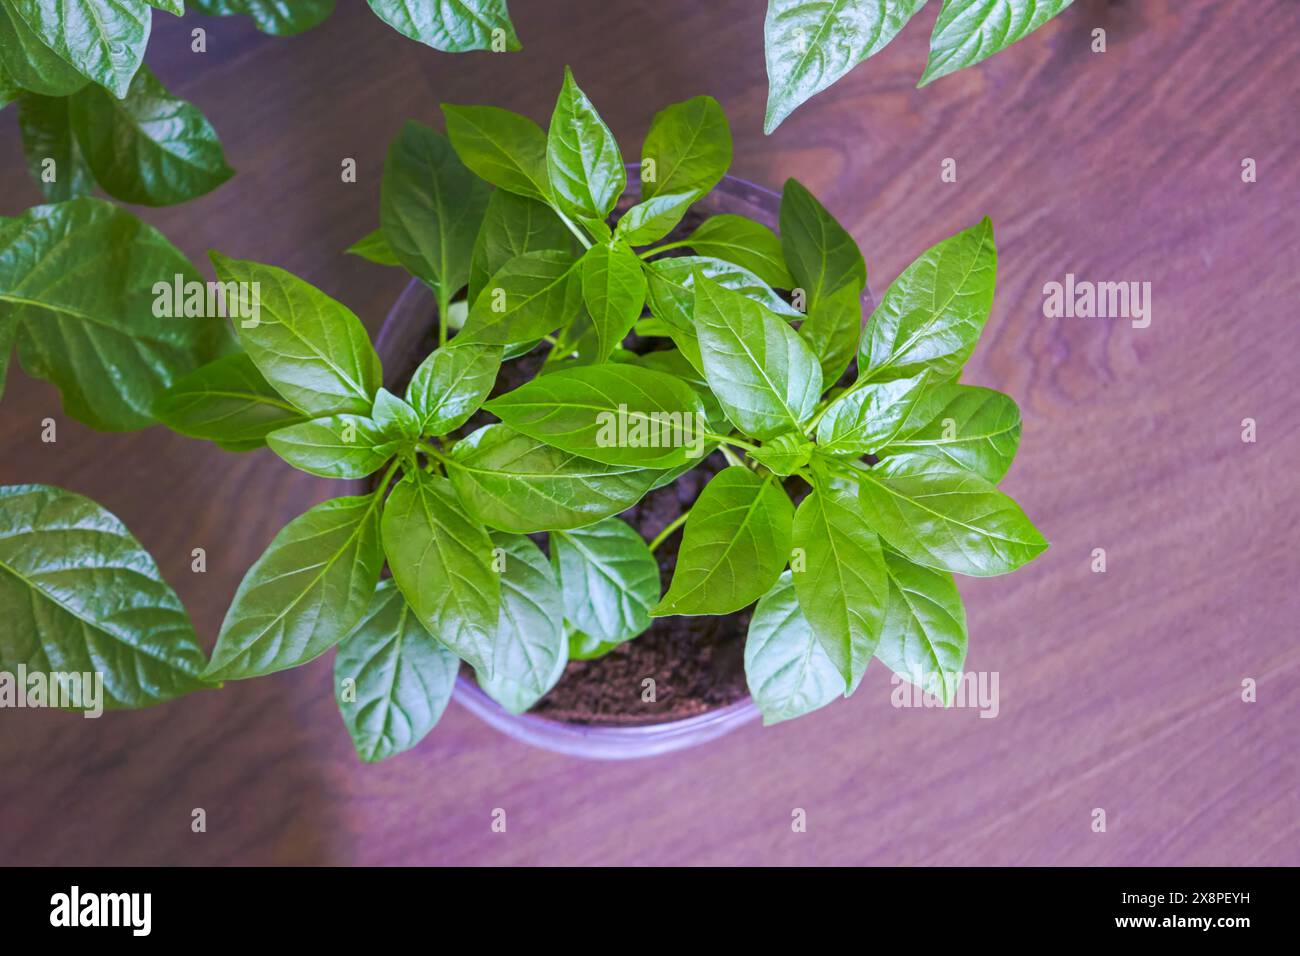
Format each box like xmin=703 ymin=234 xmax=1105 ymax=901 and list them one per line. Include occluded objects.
xmin=188 ymin=0 xmax=335 ymax=36
xmin=0 ymin=311 xmax=15 ymax=399
xmin=764 ymin=0 xmax=926 ymax=133
xmin=0 ymin=4 xmax=88 ymax=96
xmin=477 ymin=532 xmax=566 ymax=714
xmin=682 ymin=214 xmax=793 ymax=289
xmin=0 ymin=57 xmax=18 ymax=108
xmin=880 ymin=383 xmax=1021 ymax=482
xmin=458 ymin=249 xmax=579 ymax=345
xmin=920 ymin=0 xmax=1074 ymax=87
xmin=371 ymin=387 xmax=420 ymax=440
xmin=646 ymin=254 xmax=801 ymax=334
xmin=550 ymin=517 xmax=659 ymax=645
xmin=815 ymin=371 xmax=929 ymax=456
xmin=448 ymin=423 xmax=661 ymax=533
xmin=744 ymin=571 xmax=842 ymax=724
xmin=780 ymin=178 xmax=866 ymax=308
xmin=853 ymin=452 xmax=1047 ymax=576
xmin=653 ymin=467 xmax=792 ymax=616
xmin=7 ymin=0 xmax=150 ymax=98
xmin=859 ymin=217 xmax=996 ymax=382
xmin=154 ymin=350 xmax=306 ymax=450
xmin=790 ymin=481 xmax=888 ymax=690
xmin=623 ymin=348 xmax=727 ymax=431
xmin=405 ymin=340 xmax=501 ymax=436
xmin=443 ymin=103 xmax=550 ymax=201
xmin=211 ymin=252 xmax=381 ymax=417
xmin=799 ymin=278 xmax=862 ymax=384
xmin=16 ymin=93 xmax=94 ymax=201
xmin=346 ymin=228 xmax=400 ymax=266
xmin=334 ymin=578 xmax=459 ymax=762
xmin=614 ymin=191 xmax=697 ymax=246
xmin=206 ymin=493 xmax=384 ymax=680
xmin=875 ymin=551 xmax=968 ymax=705
xmin=0 ymin=483 xmax=210 ymax=708
xmin=468 ymin=189 xmax=575 ymax=304
xmin=1 ymin=199 xmax=233 ymax=431
xmin=68 ymin=65 xmax=232 ymax=206
xmin=381 ymin=470 xmax=499 ymax=675
xmin=580 ymin=240 xmax=647 ymax=360
xmin=366 ymin=0 xmax=519 ymax=52
xmin=639 ymin=94 xmax=731 ymax=200
xmin=266 ymin=414 xmax=393 ymax=479
xmin=749 ymin=430 xmax=814 ymax=476
xmin=380 ymin=120 xmax=490 ymax=298
xmin=485 ymin=363 xmax=709 ymax=469
xmin=547 ymin=66 xmax=624 ymax=223
xmin=569 ymin=630 xmax=619 ymax=661
xmin=149 ymin=1 xmax=184 ymax=15
xmin=692 ymin=271 xmax=822 ymax=439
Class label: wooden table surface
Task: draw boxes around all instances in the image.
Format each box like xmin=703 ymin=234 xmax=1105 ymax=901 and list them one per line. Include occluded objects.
xmin=1 ymin=0 xmax=1297 ymax=866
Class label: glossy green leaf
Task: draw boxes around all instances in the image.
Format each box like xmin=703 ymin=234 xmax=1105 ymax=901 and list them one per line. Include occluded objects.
xmin=550 ymin=517 xmax=659 ymax=645
xmin=799 ymin=278 xmax=862 ymax=384
xmin=0 ymin=4 xmax=88 ymax=96
xmin=692 ymin=271 xmax=822 ymax=439
xmin=6 ymin=0 xmax=149 ymax=97
xmin=639 ymin=94 xmax=731 ymax=200
xmin=1 ymin=199 xmax=233 ymax=430
xmin=468 ymin=189 xmax=575 ymax=304
xmin=683 ymin=214 xmax=793 ymax=289
xmin=623 ymin=348 xmax=728 ymax=431
xmin=266 ymin=414 xmax=392 ymax=479
xmin=367 ymin=0 xmax=519 ymax=52
xmin=568 ymin=630 xmax=619 ymax=661
xmin=654 ymin=467 xmax=792 ymax=616
xmin=780 ymin=178 xmax=866 ymax=308
xmin=380 ymin=120 xmax=490 ymax=298
xmin=334 ymin=578 xmax=459 ymax=762
xmin=188 ymin=0 xmax=335 ymax=36
xmin=764 ymin=0 xmax=926 ymax=133
xmin=443 ymin=103 xmax=549 ymax=201
xmin=477 ymin=532 xmax=566 ymax=714
xmin=791 ymin=481 xmax=887 ymax=689
xmin=614 ymin=191 xmax=697 ymax=246
xmin=580 ymin=240 xmax=647 ymax=360
xmin=206 ymin=493 xmax=384 ymax=680
xmin=211 ymin=253 xmax=381 ymax=417
xmin=0 ymin=483 xmax=210 ymax=708
xmin=154 ymin=350 xmax=306 ymax=450
xmin=815 ymin=371 xmax=929 ymax=456
xmin=16 ymin=93 xmax=93 ymax=201
xmin=149 ymin=1 xmax=184 ymax=15
xmin=880 ymin=383 xmax=1021 ymax=482
xmin=459 ymin=249 xmax=579 ymax=346
xmin=875 ymin=550 xmax=968 ymax=705
xmin=382 ymin=470 xmax=499 ymax=675
xmin=853 ymin=452 xmax=1047 ymax=576
xmin=744 ymin=571 xmax=842 ymax=724
xmin=405 ymin=340 xmax=500 ymax=436
xmin=749 ymin=430 xmax=814 ymax=476
xmin=371 ymin=387 xmax=420 ymax=440
xmin=68 ymin=66 xmax=232 ymax=206
xmin=448 ymin=423 xmax=660 ymax=533
xmin=920 ymin=0 xmax=1074 ymax=87
xmin=485 ymin=363 xmax=709 ymax=469
xmin=346 ymin=228 xmax=400 ymax=266
xmin=647 ymin=255 xmax=801 ymax=329
xmin=859 ymin=217 xmax=996 ymax=382
xmin=547 ymin=66 xmax=624 ymax=223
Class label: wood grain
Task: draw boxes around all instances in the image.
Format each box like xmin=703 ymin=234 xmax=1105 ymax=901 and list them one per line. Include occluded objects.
xmin=1 ymin=0 xmax=1297 ymax=866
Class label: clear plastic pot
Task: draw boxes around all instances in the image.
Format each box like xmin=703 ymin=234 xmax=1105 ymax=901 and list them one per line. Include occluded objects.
xmin=374 ymin=171 xmax=872 ymax=760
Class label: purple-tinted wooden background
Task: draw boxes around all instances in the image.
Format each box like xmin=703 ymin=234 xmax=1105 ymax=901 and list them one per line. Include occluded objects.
xmin=1 ymin=0 xmax=1297 ymax=865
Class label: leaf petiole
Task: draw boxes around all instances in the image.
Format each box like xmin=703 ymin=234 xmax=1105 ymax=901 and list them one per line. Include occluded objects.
xmin=649 ymin=509 xmax=692 ymax=552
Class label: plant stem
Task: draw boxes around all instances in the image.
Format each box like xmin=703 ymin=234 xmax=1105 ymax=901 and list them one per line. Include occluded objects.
xmin=703 ymin=431 xmax=759 ymax=454
xmin=720 ymin=445 xmax=744 ymax=468
xmin=649 ymin=509 xmax=691 ymax=552
xmin=436 ymin=285 xmax=451 ymax=349
xmin=638 ymin=240 xmax=689 ymax=260
xmin=552 ymin=206 xmax=593 ymax=250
